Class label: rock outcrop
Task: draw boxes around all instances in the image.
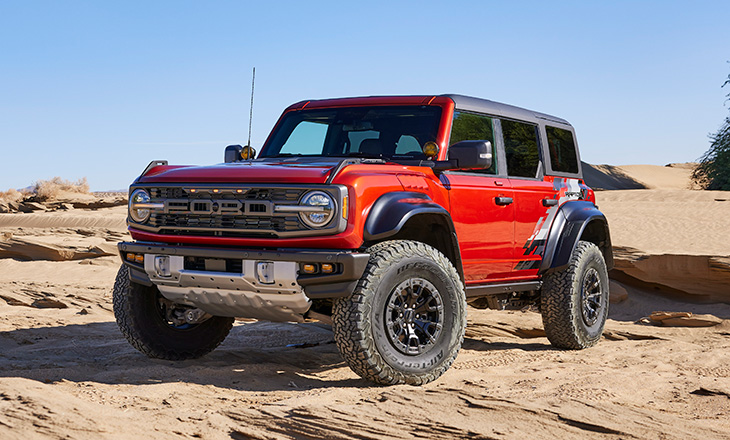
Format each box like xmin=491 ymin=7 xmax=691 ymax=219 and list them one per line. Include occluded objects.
xmin=611 ymin=246 xmax=730 ymax=303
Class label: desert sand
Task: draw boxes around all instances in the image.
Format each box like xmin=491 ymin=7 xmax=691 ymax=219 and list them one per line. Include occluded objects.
xmin=0 ymin=167 xmax=729 ymax=440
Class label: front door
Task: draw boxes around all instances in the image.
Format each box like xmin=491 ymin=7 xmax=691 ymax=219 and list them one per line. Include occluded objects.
xmin=446 ymin=173 xmax=515 ymax=282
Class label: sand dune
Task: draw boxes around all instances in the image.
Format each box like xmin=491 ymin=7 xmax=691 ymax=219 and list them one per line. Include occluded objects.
xmin=582 ymin=162 xmax=695 ymax=190
xmin=0 ymin=166 xmax=729 ymax=439
xmin=596 ymin=188 xmax=729 ymax=256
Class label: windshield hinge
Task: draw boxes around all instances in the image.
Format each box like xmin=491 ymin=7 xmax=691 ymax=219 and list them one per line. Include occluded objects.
xmin=326 ymin=158 xmax=361 ymax=184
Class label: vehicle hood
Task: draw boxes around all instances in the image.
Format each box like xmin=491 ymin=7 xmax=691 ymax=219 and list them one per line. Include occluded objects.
xmin=136 ymin=160 xmax=342 ymax=185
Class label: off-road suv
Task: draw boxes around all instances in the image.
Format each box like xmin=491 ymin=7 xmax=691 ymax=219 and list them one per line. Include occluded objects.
xmin=114 ymin=94 xmax=612 ymax=385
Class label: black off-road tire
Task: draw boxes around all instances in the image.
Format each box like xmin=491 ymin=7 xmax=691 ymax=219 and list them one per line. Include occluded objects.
xmin=332 ymin=240 xmax=466 ymax=385
xmin=112 ymin=265 xmax=234 ymax=360
xmin=541 ymin=241 xmax=609 ymax=349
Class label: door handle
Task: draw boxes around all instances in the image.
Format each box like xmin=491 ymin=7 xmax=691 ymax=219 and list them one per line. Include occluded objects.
xmin=495 ymin=196 xmax=513 ymax=206
xmin=542 ymin=198 xmax=558 ymax=207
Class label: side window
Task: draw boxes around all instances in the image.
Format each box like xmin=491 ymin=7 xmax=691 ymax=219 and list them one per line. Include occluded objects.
xmin=502 ymin=119 xmax=540 ymax=178
xmin=546 ymin=126 xmax=579 ymax=174
xmin=280 ymin=121 xmax=328 ymax=155
xmin=449 ymin=111 xmax=497 ymax=174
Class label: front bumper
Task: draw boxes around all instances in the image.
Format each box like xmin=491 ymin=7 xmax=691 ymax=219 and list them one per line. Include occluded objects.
xmin=118 ymin=241 xmax=369 ymax=321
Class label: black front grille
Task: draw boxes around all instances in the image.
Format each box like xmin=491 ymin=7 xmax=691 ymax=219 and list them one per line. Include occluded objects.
xmin=152 ymin=187 xmax=185 ymax=199
xmin=143 ymin=186 xmax=312 ymax=238
xmin=150 ymin=213 xmax=301 ymax=231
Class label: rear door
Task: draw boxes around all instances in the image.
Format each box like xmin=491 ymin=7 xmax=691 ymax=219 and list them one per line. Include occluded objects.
xmin=445 ymin=112 xmax=515 ymax=282
xmin=501 ymin=119 xmax=559 ymax=278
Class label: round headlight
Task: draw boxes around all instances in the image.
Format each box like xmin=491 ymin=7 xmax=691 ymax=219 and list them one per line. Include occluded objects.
xmin=299 ymin=191 xmax=334 ymax=228
xmin=129 ymin=189 xmax=151 ymax=223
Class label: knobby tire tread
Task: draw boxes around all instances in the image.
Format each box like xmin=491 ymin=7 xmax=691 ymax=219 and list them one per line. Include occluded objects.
xmin=332 ymin=240 xmax=466 ymax=385
xmin=112 ymin=265 xmax=233 ymax=360
xmin=541 ymin=241 xmax=607 ymax=349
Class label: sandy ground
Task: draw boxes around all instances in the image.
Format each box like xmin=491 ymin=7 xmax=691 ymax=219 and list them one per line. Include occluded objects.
xmin=0 ymin=166 xmax=729 ymax=440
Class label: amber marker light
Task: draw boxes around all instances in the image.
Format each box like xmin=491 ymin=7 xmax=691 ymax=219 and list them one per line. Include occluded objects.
xmin=342 ymin=196 xmax=348 ymax=219
xmin=126 ymin=253 xmax=135 ymax=261
xmin=302 ymin=264 xmax=317 ymax=274
xmin=241 ymin=146 xmax=256 ymax=160
xmin=321 ymin=264 xmax=334 ymax=274
xmin=213 ymin=189 xmax=219 ymax=193
xmin=134 ymin=254 xmax=144 ymax=264
xmin=422 ymin=141 xmax=439 ymax=159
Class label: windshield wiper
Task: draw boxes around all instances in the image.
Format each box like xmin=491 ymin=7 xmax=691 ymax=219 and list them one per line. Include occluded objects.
xmin=346 ymin=152 xmax=384 ymax=159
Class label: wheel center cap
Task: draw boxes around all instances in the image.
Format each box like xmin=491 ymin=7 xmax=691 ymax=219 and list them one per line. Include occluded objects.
xmin=403 ymin=309 xmax=415 ymax=323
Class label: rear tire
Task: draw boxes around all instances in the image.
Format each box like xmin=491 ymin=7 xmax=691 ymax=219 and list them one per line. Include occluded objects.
xmin=541 ymin=241 xmax=609 ymax=349
xmin=112 ymin=265 xmax=234 ymax=360
xmin=332 ymin=241 xmax=466 ymax=385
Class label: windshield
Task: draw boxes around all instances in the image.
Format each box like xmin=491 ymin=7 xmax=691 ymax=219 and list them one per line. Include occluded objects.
xmin=260 ymin=106 xmax=442 ymax=159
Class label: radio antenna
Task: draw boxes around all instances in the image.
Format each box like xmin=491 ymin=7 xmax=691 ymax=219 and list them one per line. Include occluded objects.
xmin=247 ymin=67 xmax=255 ymax=147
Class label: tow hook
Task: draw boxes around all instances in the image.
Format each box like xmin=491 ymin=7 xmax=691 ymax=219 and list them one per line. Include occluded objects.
xmin=184 ymin=308 xmax=210 ymax=324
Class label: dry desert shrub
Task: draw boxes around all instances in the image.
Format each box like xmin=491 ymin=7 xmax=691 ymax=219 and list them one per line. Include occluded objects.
xmin=0 ymin=188 xmax=24 ymax=203
xmin=33 ymin=177 xmax=90 ymax=201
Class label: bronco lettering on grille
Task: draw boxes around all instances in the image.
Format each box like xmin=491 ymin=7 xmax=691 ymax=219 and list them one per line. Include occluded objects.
xmin=164 ymin=199 xmax=272 ymax=216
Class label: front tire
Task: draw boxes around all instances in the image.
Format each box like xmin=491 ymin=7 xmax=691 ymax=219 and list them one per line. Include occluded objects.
xmin=541 ymin=241 xmax=609 ymax=349
xmin=332 ymin=241 xmax=466 ymax=385
xmin=112 ymin=265 xmax=234 ymax=360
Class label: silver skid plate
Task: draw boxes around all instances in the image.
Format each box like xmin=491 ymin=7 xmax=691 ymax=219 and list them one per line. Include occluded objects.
xmin=144 ymin=255 xmax=311 ymax=322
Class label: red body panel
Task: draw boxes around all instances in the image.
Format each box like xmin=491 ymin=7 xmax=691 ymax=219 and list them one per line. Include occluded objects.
xmin=137 ymin=162 xmax=336 ymax=185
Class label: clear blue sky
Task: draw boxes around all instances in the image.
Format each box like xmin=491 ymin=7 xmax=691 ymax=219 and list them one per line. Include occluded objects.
xmin=1 ymin=1 xmax=728 ymax=191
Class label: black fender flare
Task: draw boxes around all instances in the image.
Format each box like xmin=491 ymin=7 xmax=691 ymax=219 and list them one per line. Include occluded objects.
xmin=363 ymin=191 xmax=464 ymax=281
xmin=363 ymin=192 xmax=450 ymax=241
xmin=539 ymin=201 xmax=614 ymax=274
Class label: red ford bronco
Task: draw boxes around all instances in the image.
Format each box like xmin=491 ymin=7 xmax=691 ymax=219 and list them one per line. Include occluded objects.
xmin=114 ymin=94 xmax=612 ymax=385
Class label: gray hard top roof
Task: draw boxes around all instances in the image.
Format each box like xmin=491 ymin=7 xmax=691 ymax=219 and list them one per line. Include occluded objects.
xmin=443 ymin=94 xmax=571 ymax=127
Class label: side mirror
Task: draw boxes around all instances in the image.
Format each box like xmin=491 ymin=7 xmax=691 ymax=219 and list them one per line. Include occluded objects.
xmin=447 ymin=140 xmax=492 ymax=170
xmin=224 ymin=144 xmax=243 ymax=163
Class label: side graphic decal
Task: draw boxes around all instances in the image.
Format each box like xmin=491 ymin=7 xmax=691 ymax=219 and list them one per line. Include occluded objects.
xmin=514 ymin=178 xmax=582 ymax=270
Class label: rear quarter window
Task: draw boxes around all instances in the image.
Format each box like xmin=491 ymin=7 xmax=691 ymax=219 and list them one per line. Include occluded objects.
xmin=546 ymin=126 xmax=579 ymax=174
xmin=502 ymin=119 xmax=540 ymax=178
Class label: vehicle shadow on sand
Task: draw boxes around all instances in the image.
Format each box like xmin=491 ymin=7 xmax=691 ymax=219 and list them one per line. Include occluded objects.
xmin=0 ymin=320 xmax=368 ymax=392
xmin=461 ymin=338 xmax=553 ymax=352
